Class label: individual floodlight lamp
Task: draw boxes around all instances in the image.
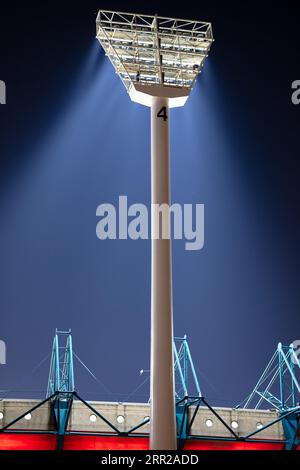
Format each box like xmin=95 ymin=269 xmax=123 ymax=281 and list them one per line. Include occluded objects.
xmin=96 ymin=10 xmax=214 ymax=450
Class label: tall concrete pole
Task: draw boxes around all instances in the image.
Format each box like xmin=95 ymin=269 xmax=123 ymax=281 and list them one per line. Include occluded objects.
xmin=150 ymin=96 xmax=177 ymax=450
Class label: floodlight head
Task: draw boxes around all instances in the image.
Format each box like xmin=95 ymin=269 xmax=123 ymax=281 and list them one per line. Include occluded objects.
xmin=96 ymin=10 xmax=214 ymax=108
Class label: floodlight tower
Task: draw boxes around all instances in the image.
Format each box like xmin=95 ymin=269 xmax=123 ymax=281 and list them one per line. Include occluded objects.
xmin=96 ymin=10 xmax=213 ymax=450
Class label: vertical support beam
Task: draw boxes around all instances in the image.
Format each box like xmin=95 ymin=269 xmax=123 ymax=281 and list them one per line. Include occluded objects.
xmin=150 ymin=96 xmax=177 ymax=450
xmin=174 ymin=343 xmax=188 ymax=398
xmin=54 ymin=335 xmax=60 ymax=392
xmin=183 ymin=340 xmax=188 ymax=391
xmin=278 ymin=344 xmax=285 ymax=409
xmin=176 ymin=400 xmax=189 ymax=446
xmin=283 ymin=413 xmax=300 ymax=450
xmin=185 ymin=340 xmax=202 ymax=397
xmin=289 ymin=346 xmax=296 ymax=409
xmin=68 ymin=335 xmax=75 ymax=392
xmin=55 ymin=395 xmax=73 ymax=451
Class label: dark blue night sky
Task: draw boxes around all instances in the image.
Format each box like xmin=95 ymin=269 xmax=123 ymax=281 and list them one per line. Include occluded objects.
xmin=0 ymin=1 xmax=299 ymax=406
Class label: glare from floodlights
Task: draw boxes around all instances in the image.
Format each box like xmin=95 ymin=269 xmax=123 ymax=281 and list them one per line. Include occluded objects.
xmin=96 ymin=10 xmax=214 ymax=107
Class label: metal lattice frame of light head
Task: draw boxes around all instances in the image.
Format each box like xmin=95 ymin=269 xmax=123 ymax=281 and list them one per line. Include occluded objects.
xmin=96 ymin=10 xmax=214 ymax=107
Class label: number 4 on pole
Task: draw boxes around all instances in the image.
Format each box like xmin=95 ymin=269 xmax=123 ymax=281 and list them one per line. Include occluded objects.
xmin=157 ymin=106 xmax=168 ymax=122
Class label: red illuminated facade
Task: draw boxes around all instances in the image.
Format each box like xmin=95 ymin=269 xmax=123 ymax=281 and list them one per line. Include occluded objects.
xmin=0 ymin=434 xmax=292 ymax=451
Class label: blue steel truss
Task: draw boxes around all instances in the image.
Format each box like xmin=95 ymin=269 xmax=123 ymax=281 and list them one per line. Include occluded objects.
xmin=174 ymin=336 xmax=202 ymax=400
xmin=47 ymin=330 xmax=75 ymax=449
xmin=240 ymin=343 xmax=300 ymax=412
xmin=173 ymin=336 xmax=202 ymax=441
xmin=239 ymin=343 xmax=300 ymax=450
xmin=47 ymin=330 xmax=75 ymax=397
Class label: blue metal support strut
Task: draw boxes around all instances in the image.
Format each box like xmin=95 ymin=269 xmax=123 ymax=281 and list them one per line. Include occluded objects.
xmin=47 ymin=330 xmax=75 ymax=450
xmin=173 ymin=336 xmax=202 ymax=442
